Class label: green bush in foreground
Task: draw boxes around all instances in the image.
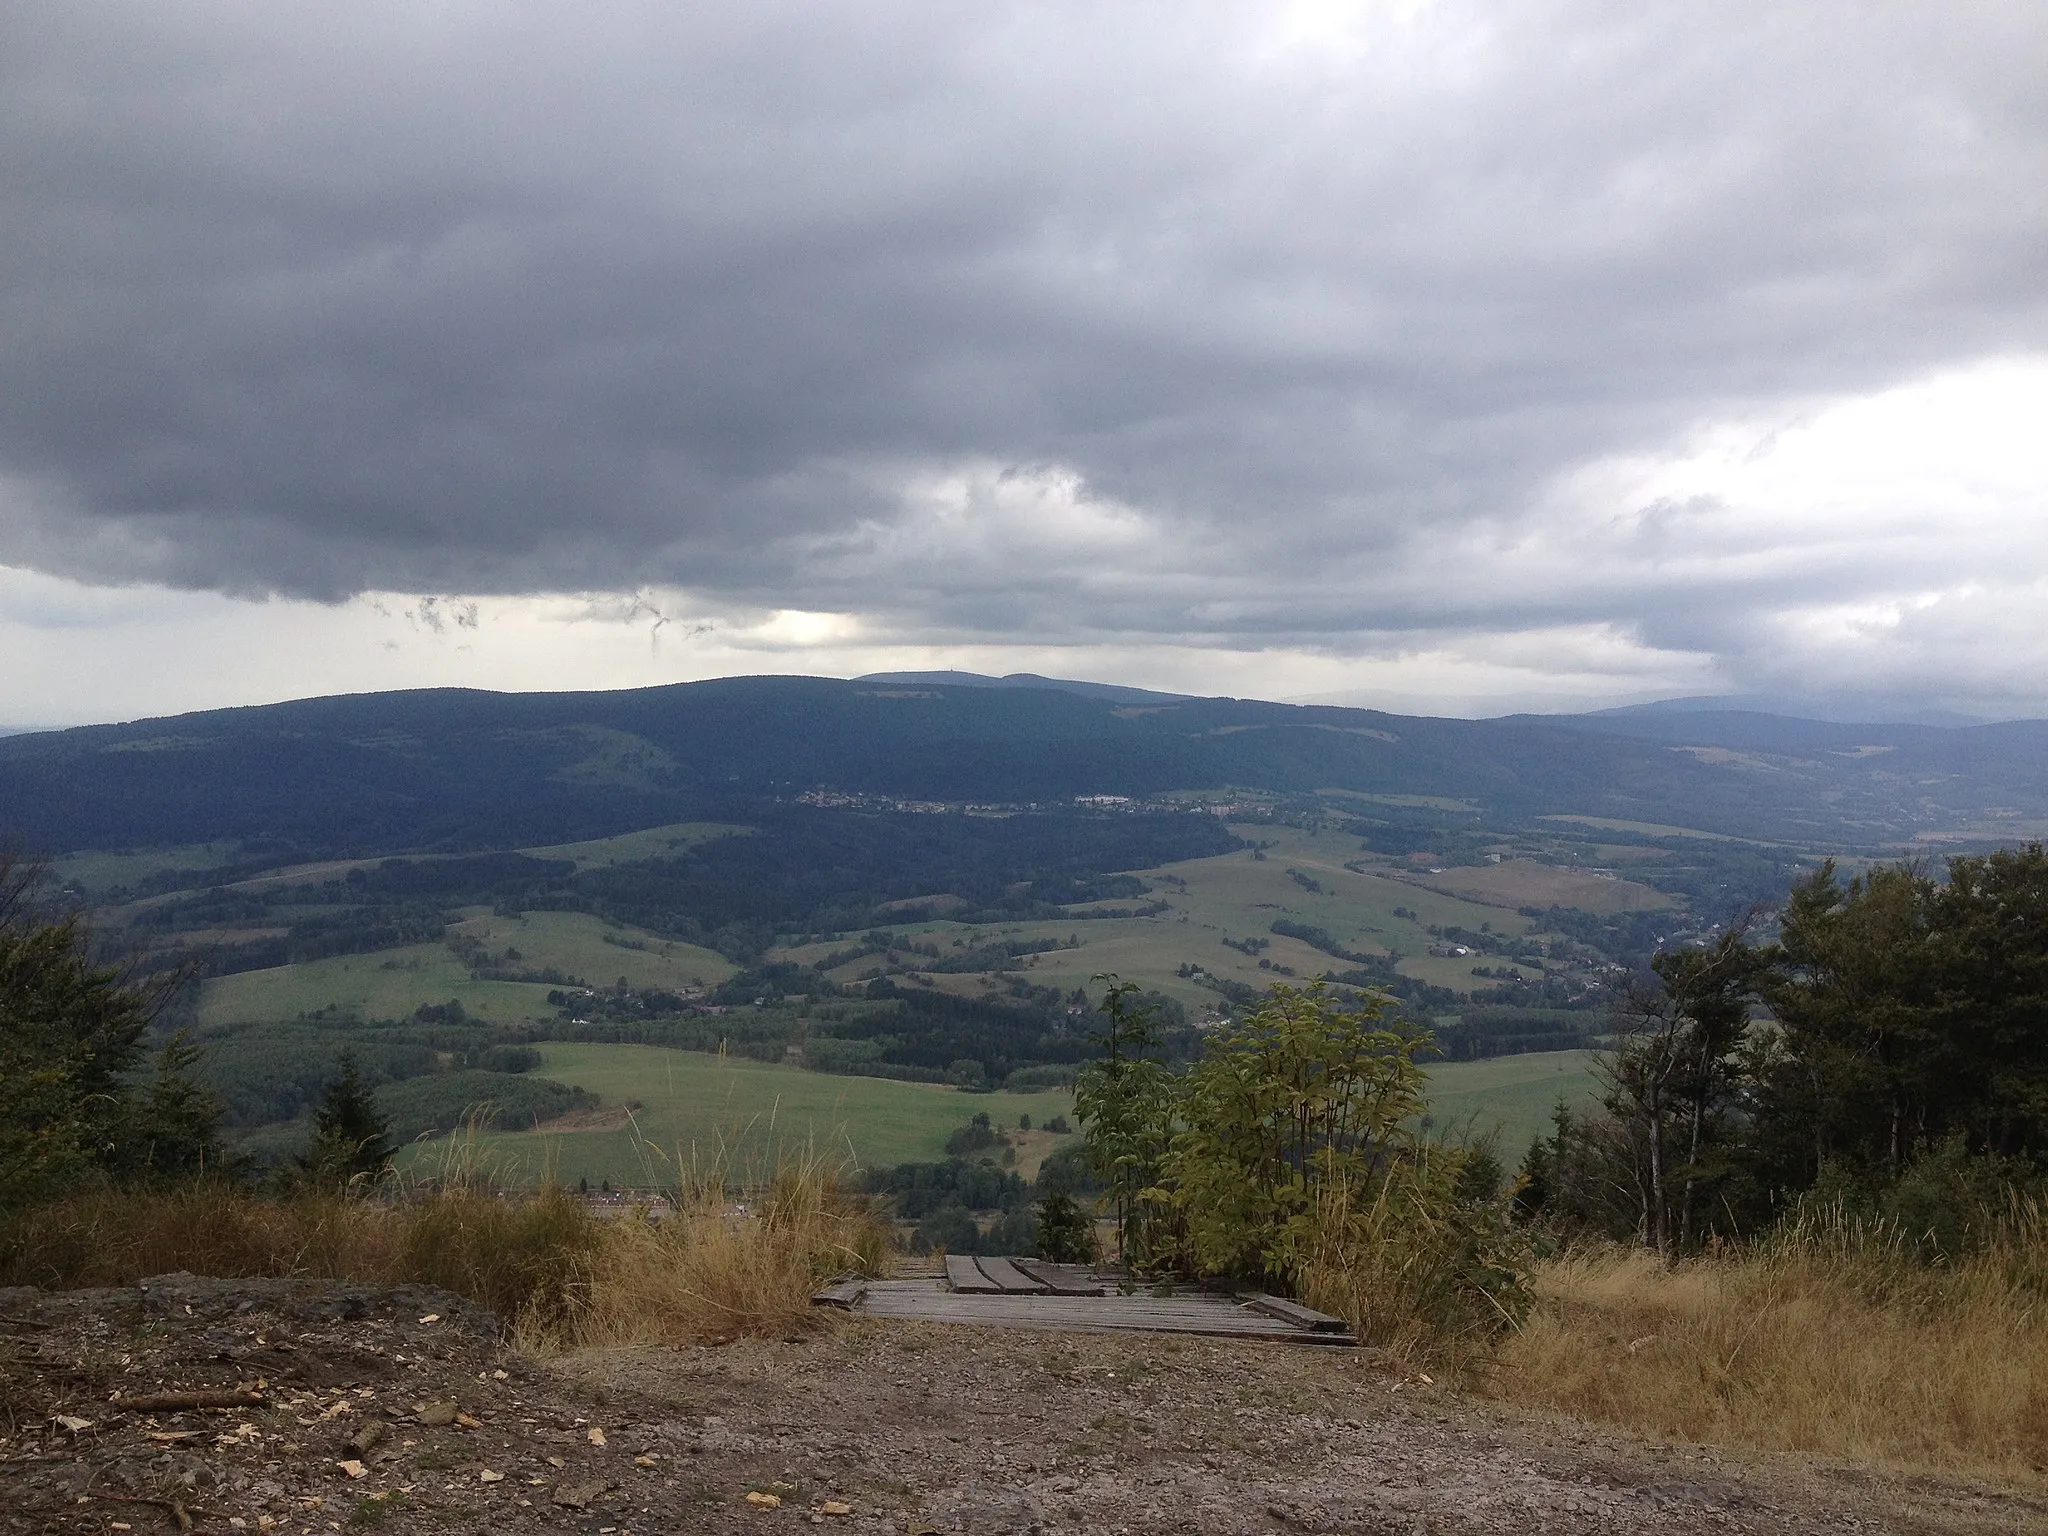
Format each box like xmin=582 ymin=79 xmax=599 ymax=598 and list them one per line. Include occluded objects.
xmin=1077 ymin=978 xmax=1529 ymax=1356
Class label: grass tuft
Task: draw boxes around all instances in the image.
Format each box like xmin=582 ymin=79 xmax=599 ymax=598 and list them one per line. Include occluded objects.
xmin=1490 ymin=1202 xmax=2048 ymax=1488
xmin=526 ymin=1148 xmax=891 ymax=1350
xmin=0 ymin=1152 xmax=885 ymax=1351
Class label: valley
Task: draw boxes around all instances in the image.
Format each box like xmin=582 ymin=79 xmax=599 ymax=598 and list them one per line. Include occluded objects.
xmin=3 ymin=673 xmax=2030 ymax=1194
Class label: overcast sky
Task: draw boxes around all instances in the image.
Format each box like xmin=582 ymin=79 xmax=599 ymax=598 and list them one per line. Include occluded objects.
xmin=4 ymin=1 xmax=2046 ymax=726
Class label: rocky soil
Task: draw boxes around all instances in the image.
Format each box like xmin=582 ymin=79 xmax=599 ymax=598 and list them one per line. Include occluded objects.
xmin=4 ymin=1275 xmax=2042 ymax=1535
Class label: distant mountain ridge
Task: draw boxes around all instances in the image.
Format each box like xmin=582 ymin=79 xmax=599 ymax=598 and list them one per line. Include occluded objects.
xmin=855 ymin=670 xmax=1193 ymax=705
xmin=1 ymin=674 xmax=2042 ymax=857
xmin=1588 ymin=693 xmax=2004 ymax=728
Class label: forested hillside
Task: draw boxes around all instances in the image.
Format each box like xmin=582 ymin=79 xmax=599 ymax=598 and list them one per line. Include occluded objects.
xmin=3 ymin=675 xmax=2044 ymax=855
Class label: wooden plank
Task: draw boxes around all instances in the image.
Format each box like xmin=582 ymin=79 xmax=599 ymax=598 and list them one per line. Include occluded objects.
xmin=1010 ymin=1260 xmax=1108 ymax=1296
xmin=1237 ymin=1292 xmax=1349 ymax=1333
xmin=810 ymin=1277 xmax=868 ymax=1309
xmin=974 ymin=1256 xmax=1049 ymax=1294
xmin=944 ymin=1255 xmax=999 ymax=1293
xmin=853 ymin=1281 xmax=1356 ymax=1345
xmin=861 ymin=1295 xmax=1352 ymax=1344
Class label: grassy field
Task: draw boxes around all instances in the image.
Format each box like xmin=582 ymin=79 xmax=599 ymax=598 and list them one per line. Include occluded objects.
xmin=1406 ymin=859 xmax=1671 ymax=915
xmin=446 ymin=909 xmax=735 ymax=991
xmin=156 ymin=813 xmax=1617 ymax=1039
xmin=423 ymin=1043 xmax=1077 ymax=1188
xmin=775 ymin=822 xmax=1555 ymax=1015
xmin=52 ymin=841 xmax=243 ymax=895
xmin=200 ymin=912 xmax=734 ymax=1027
xmin=1536 ymin=813 xmax=1751 ymax=842
xmin=1422 ymin=1050 xmax=1596 ymax=1155
xmin=520 ymin=820 xmax=753 ymax=869
xmin=200 ymin=943 xmax=561 ymax=1027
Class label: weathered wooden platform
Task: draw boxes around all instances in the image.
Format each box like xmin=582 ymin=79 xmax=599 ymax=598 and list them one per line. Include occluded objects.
xmin=815 ymin=1258 xmax=1355 ymax=1345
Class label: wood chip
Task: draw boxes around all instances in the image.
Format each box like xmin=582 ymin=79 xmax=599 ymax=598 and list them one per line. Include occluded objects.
xmin=551 ymin=1480 xmax=609 ymax=1509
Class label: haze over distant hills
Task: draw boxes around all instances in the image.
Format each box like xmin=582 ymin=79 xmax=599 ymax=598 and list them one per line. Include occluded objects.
xmin=1 ymin=674 xmax=2043 ymax=859
xmin=855 ymin=671 xmax=1192 ymax=706
xmin=1587 ymin=694 xmax=2009 ymax=729
xmin=863 ymin=672 xmax=2028 ymax=730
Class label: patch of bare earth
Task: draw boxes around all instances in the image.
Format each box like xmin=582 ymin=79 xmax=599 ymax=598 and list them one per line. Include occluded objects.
xmin=4 ymin=1278 xmax=2041 ymax=1535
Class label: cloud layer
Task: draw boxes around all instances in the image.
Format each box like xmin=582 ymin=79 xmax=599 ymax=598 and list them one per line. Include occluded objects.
xmin=3 ymin=1 xmax=2046 ymax=718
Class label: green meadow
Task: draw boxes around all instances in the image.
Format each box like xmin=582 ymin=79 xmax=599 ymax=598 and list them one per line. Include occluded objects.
xmin=52 ymin=841 xmax=244 ymax=896
xmin=445 ymin=909 xmax=736 ymax=991
xmin=1423 ymin=1049 xmax=1598 ymax=1155
xmin=420 ymin=1042 xmax=1078 ymax=1189
xmin=519 ymin=820 xmax=754 ymax=869
xmin=779 ymin=821 xmax=1594 ymax=1011
xmin=200 ymin=910 xmax=734 ymax=1027
xmin=201 ymin=943 xmax=558 ymax=1026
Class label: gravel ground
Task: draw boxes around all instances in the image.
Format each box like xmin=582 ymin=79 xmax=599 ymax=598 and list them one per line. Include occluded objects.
xmin=3 ymin=1275 xmax=2042 ymax=1535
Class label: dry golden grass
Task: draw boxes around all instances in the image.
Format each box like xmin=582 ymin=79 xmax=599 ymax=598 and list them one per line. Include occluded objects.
xmin=530 ymin=1159 xmax=891 ymax=1351
xmin=1294 ymin=1162 xmax=1533 ymax=1368
xmin=0 ymin=1181 xmax=602 ymax=1322
xmin=1490 ymin=1216 xmax=2048 ymax=1488
xmin=0 ymin=1151 xmax=888 ymax=1352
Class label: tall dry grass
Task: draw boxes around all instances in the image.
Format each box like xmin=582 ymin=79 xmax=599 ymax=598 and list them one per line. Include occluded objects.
xmin=0 ymin=1150 xmax=889 ymax=1351
xmin=1295 ymin=1161 xmax=1533 ymax=1367
xmin=530 ymin=1155 xmax=891 ymax=1351
xmin=1490 ymin=1206 xmax=2048 ymax=1487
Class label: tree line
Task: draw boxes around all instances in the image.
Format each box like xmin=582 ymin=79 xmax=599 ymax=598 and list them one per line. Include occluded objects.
xmin=1522 ymin=844 xmax=2048 ymax=1256
xmin=1 ymin=853 xmax=405 ymax=1203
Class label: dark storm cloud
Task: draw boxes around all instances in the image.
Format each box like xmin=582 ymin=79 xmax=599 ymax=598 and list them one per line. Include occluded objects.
xmin=2 ymin=1 xmax=2046 ymax=678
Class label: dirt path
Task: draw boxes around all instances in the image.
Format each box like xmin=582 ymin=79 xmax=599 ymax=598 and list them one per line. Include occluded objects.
xmin=3 ymin=1276 xmax=2041 ymax=1534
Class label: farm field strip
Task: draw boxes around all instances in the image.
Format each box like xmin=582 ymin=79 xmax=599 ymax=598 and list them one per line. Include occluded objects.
xmin=518 ymin=820 xmax=753 ymax=868
xmin=766 ymin=821 xmax=1558 ymax=1010
xmin=445 ymin=908 xmax=736 ymax=990
xmin=424 ymin=1041 xmax=1078 ymax=1188
xmin=199 ymin=911 xmax=736 ymax=1028
xmin=199 ymin=942 xmax=563 ymax=1027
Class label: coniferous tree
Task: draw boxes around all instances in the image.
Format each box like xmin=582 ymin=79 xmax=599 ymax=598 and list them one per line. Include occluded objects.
xmin=303 ymin=1052 xmax=395 ymax=1191
xmin=0 ymin=852 xmax=176 ymax=1201
xmin=122 ymin=1031 xmax=228 ymax=1181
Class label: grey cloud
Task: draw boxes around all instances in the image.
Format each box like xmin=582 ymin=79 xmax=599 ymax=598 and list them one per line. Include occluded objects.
xmin=3 ymin=0 xmax=2047 ymax=700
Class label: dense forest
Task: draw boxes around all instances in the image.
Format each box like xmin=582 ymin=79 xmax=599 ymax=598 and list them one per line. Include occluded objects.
xmin=1525 ymin=844 xmax=2048 ymax=1253
xmin=4 ymin=675 xmax=2045 ymax=855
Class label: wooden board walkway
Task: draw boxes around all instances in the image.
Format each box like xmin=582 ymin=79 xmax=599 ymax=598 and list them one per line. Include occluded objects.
xmin=816 ymin=1258 xmax=1355 ymax=1345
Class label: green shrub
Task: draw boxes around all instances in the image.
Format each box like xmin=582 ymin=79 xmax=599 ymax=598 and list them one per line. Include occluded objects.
xmin=1035 ymin=1183 xmax=1096 ymax=1264
xmin=1075 ymin=979 xmax=1530 ymax=1358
